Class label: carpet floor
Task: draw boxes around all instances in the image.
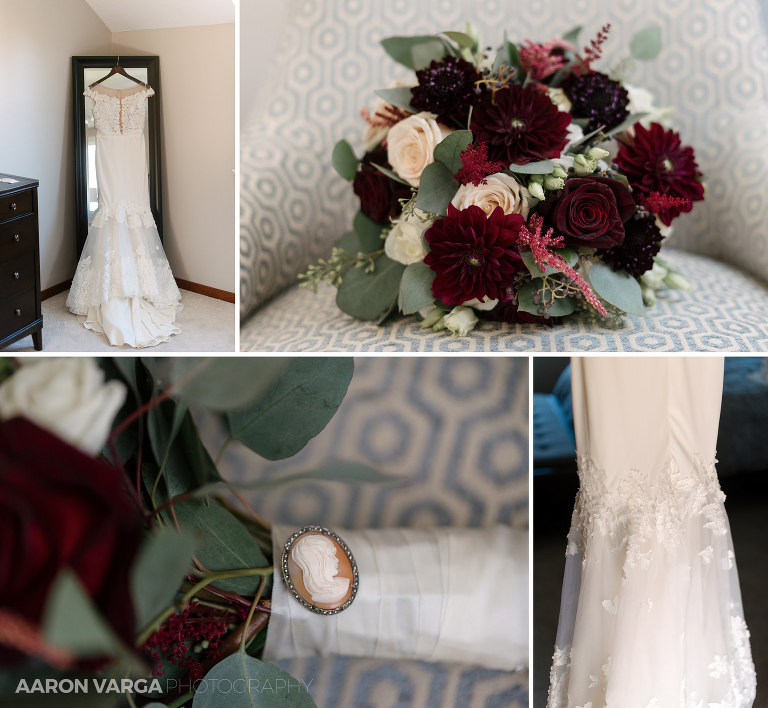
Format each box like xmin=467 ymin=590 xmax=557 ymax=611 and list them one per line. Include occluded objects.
xmin=4 ymin=290 xmax=235 ymax=353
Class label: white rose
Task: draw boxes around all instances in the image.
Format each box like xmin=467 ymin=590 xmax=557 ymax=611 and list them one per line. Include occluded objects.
xmin=451 ymin=173 xmax=531 ymax=219
xmin=0 ymin=358 xmax=126 ymax=456
xmin=443 ymin=306 xmax=479 ymax=336
xmin=626 ymin=85 xmax=656 ymax=114
xmin=462 ymin=296 xmax=499 ymax=311
xmin=386 ymin=111 xmax=454 ymax=187
xmin=384 ymin=207 xmax=434 ymax=265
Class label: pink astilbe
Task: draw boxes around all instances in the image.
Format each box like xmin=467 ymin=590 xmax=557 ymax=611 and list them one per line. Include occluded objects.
xmin=517 ymin=214 xmax=607 ymax=315
xmin=520 ymin=39 xmax=577 ymax=80
xmin=578 ymin=23 xmax=611 ymax=73
xmin=454 ymin=142 xmax=506 ymax=186
xmin=643 ymin=191 xmax=692 ymax=215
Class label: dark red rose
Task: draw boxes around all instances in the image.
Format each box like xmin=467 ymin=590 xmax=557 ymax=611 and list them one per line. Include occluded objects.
xmin=424 ymin=204 xmax=525 ymax=305
xmin=545 ymin=176 xmax=635 ymax=249
xmin=353 ymin=148 xmax=411 ymax=225
xmin=0 ymin=418 xmax=144 ymax=662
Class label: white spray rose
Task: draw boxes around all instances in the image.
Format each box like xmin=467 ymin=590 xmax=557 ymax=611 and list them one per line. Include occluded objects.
xmin=386 ymin=112 xmax=454 ymax=187
xmin=443 ymin=306 xmax=479 ymax=336
xmin=452 ymin=173 xmax=531 ymax=219
xmin=384 ymin=207 xmax=434 ymax=265
xmin=0 ymin=358 xmax=126 ymax=456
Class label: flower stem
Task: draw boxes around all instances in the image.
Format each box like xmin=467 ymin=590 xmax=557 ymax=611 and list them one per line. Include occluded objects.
xmin=136 ymin=566 xmax=273 ymax=646
xmin=167 ymin=691 xmax=193 ymax=708
xmin=240 ymin=576 xmax=267 ymax=655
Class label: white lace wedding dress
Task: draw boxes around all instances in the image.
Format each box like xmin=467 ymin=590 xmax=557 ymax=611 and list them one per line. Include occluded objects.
xmin=66 ymin=83 xmax=181 ymax=347
xmin=547 ymin=357 xmax=756 ymax=708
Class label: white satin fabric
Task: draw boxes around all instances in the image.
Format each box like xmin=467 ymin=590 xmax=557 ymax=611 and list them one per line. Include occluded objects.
xmin=547 ymin=357 xmax=756 ymax=708
xmin=266 ymin=525 xmax=528 ymax=671
xmin=66 ymin=85 xmax=181 ymax=348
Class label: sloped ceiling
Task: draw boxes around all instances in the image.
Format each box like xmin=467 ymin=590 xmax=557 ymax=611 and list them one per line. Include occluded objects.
xmin=85 ymin=0 xmax=234 ymax=32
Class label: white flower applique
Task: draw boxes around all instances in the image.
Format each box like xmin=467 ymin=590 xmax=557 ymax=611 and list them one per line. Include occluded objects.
xmin=708 ymin=654 xmax=729 ymax=679
xmin=699 ymin=545 xmax=714 ymax=564
xmin=602 ymin=597 xmax=618 ymax=615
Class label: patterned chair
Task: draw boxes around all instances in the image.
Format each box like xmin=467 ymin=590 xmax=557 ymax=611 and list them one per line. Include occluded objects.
xmin=240 ymin=0 xmax=768 ymax=352
xmin=215 ymin=357 xmax=530 ymax=708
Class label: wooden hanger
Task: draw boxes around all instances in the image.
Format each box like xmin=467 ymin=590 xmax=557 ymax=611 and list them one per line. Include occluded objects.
xmin=89 ymin=57 xmax=148 ymax=88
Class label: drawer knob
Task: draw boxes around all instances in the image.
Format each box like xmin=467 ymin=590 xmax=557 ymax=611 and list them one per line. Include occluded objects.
xmin=10 ymin=202 xmax=17 ymax=211
xmin=14 ymin=308 xmax=21 ymax=317
xmin=13 ymin=272 xmax=19 ymax=279
xmin=13 ymin=234 xmax=20 ymax=242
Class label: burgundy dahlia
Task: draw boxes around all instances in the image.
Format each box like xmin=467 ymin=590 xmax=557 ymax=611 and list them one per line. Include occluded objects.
xmin=424 ymin=204 xmax=525 ymax=305
xmin=615 ymin=122 xmax=704 ymax=226
xmin=470 ymin=84 xmax=571 ymax=165
xmin=411 ymin=56 xmax=481 ymax=125
xmin=600 ymin=213 xmax=664 ymax=277
xmin=563 ymin=70 xmax=629 ymax=133
xmin=353 ymin=148 xmax=412 ymax=224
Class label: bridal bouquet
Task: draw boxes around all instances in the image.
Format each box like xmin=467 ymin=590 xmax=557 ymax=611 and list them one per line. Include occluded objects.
xmin=301 ymin=23 xmax=705 ymax=335
xmin=0 ymin=357 xmax=387 ymax=708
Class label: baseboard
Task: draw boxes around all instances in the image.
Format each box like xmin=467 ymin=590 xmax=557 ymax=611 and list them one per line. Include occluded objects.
xmin=41 ymin=280 xmax=71 ymax=300
xmin=41 ymin=278 xmax=235 ymax=304
xmin=175 ymin=278 xmax=235 ymax=303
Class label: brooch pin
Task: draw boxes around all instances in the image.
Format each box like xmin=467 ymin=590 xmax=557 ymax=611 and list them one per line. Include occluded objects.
xmin=281 ymin=526 xmax=358 ymax=615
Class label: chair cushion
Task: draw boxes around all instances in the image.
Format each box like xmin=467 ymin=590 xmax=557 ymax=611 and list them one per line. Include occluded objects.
xmin=240 ymin=0 xmax=768 ymax=318
xmin=240 ymin=249 xmax=768 ymax=352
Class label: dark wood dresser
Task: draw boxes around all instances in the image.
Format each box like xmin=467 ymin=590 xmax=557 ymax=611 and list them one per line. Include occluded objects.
xmin=0 ymin=174 xmax=42 ymax=350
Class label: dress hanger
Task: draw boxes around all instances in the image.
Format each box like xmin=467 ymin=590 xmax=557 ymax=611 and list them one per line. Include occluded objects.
xmin=89 ymin=56 xmax=148 ymax=88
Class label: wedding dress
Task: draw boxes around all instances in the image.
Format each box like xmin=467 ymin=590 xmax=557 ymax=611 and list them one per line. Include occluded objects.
xmin=547 ymin=357 xmax=756 ymax=708
xmin=66 ymin=83 xmax=181 ymax=347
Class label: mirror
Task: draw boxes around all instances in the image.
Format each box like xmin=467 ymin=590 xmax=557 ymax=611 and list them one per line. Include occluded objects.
xmin=72 ymin=56 xmax=162 ymax=258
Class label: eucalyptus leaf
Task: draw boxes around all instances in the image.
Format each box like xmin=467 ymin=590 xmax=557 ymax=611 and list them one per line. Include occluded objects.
xmin=109 ymin=357 xmax=139 ymax=398
xmin=588 ymin=262 xmax=645 ymax=315
xmin=336 ymin=254 xmax=405 ymax=320
xmin=381 ymin=35 xmax=445 ymax=70
xmin=372 ymin=162 xmax=411 ymax=185
xmin=505 ymin=39 xmax=524 ymax=78
xmin=411 ymin=38 xmax=449 ymax=70
xmin=331 ymin=139 xmax=358 ymax=181
xmin=131 ymin=528 xmax=197 ymax=630
xmin=442 ymin=30 xmax=475 ymax=50
xmin=170 ymin=358 xmax=289 ymax=411
xmin=399 ymin=261 xmax=436 ymax=315
xmin=630 ymin=24 xmax=662 ymax=61
xmin=520 ymin=248 xmax=577 ymax=277
xmin=416 ymin=161 xmax=458 ymax=215
xmin=562 ymin=25 xmax=582 ymax=46
xmin=226 ymin=358 xmax=354 ymax=460
xmin=353 ymin=210 xmax=386 ymax=253
xmin=517 ymin=279 xmax=576 ymax=317
xmin=374 ymin=86 xmax=415 ymax=112
xmin=172 ymin=500 xmax=270 ymax=596
xmin=604 ymin=112 xmax=648 ymax=138
xmin=192 ymin=654 xmax=317 ymax=708
xmin=335 ymin=230 xmax=359 ymax=253
xmin=433 ymin=130 xmax=473 ymax=174
xmin=507 ymin=160 xmax=555 ymax=175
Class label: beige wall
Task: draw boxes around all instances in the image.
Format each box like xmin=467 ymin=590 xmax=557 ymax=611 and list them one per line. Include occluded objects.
xmin=114 ymin=24 xmax=235 ymax=293
xmin=0 ymin=0 xmax=112 ymax=289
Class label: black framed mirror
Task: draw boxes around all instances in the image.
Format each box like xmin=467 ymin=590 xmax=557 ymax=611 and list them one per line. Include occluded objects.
xmin=72 ymin=56 xmax=162 ymax=258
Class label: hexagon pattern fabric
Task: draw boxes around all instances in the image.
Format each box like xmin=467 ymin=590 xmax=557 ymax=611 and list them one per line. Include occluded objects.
xmin=240 ymin=249 xmax=768 ymax=352
xmin=241 ymin=0 xmax=768 ymax=338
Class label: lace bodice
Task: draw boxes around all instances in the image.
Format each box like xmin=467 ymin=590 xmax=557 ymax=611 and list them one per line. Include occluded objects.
xmin=84 ymin=84 xmax=154 ymax=136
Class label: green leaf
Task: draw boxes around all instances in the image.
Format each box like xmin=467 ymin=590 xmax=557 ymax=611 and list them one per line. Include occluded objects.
xmin=331 ymin=139 xmax=358 ymax=181
xmin=109 ymin=357 xmax=139 ymax=398
xmin=374 ymin=86 xmax=415 ymax=112
xmin=562 ymin=25 xmax=582 ymax=46
xmin=170 ymin=358 xmax=290 ymax=412
xmin=371 ymin=162 xmax=411 ymax=185
xmin=630 ymin=24 xmax=662 ymax=61
xmin=334 ymin=230 xmax=359 ymax=253
xmin=131 ymin=528 xmax=197 ymax=630
xmin=353 ymin=210 xmax=386 ymax=253
xmin=399 ymin=261 xmax=436 ymax=315
xmin=520 ymin=248 xmax=577 ymax=277
xmin=604 ymin=112 xmax=649 ymax=138
xmin=505 ymin=39 xmax=524 ymax=78
xmin=381 ymin=35 xmax=446 ymax=70
xmin=433 ymin=130 xmax=473 ymax=174
xmin=336 ymin=254 xmax=406 ymax=320
xmin=507 ymin=160 xmax=555 ymax=175
xmin=442 ymin=31 xmax=475 ymax=50
xmin=226 ymin=358 xmax=354 ymax=460
xmin=517 ymin=279 xmax=577 ymax=317
xmin=588 ymin=262 xmax=645 ymax=315
xmin=42 ymin=571 xmax=128 ymax=660
xmin=416 ymin=161 xmax=458 ymax=215
xmin=192 ymin=654 xmax=317 ymax=708
xmin=172 ymin=500 xmax=270 ymax=596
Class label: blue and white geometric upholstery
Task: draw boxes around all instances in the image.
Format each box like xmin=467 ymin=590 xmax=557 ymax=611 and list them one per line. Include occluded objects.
xmin=241 ymin=0 xmax=768 ymax=351
xmin=218 ymin=357 xmax=530 ymax=708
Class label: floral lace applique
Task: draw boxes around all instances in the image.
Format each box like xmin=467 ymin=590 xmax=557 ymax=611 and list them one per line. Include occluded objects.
xmin=84 ymin=86 xmax=154 ymax=136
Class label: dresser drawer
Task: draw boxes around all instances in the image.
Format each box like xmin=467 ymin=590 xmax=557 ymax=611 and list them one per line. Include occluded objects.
xmin=0 ymin=189 xmax=34 ymax=221
xmin=0 ymin=252 xmax=36 ymax=298
xmin=0 ymin=214 xmax=36 ymax=260
xmin=0 ymin=287 xmax=36 ymax=336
